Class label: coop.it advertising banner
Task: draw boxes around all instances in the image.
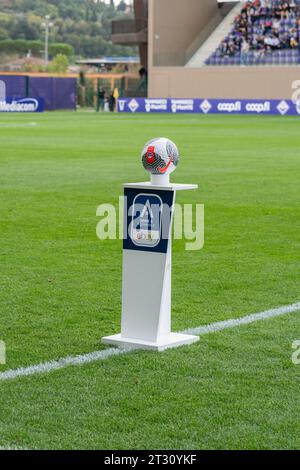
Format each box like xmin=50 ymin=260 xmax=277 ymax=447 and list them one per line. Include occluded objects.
xmin=117 ymin=98 xmax=300 ymax=116
xmin=0 ymin=97 xmax=44 ymax=113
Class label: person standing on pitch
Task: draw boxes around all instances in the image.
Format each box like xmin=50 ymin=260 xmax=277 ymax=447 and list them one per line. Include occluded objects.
xmin=97 ymin=87 xmax=106 ymax=112
xmin=109 ymin=91 xmax=116 ymax=112
xmin=113 ymin=87 xmax=119 ymax=111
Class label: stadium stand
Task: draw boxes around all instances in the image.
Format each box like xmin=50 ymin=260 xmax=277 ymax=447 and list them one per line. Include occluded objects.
xmin=205 ymin=0 xmax=300 ymax=66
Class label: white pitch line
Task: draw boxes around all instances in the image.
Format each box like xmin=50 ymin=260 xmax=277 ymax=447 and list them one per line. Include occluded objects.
xmin=0 ymin=301 xmax=299 ymax=383
xmin=0 ymin=446 xmax=29 ymax=450
xmin=184 ymin=301 xmax=300 ymax=336
xmin=0 ymin=347 xmax=132 ymax=382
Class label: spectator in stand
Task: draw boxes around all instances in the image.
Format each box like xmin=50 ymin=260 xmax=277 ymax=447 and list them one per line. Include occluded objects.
xmin=264 ymin=34 xmax=281 ymax=49
xmin=290 ymin=35 xmax=298 ymax=47
xmin=241 ymin=39 xmax=250 ymax=64
xmin=206 ymin=0 xmax=300 ymax=65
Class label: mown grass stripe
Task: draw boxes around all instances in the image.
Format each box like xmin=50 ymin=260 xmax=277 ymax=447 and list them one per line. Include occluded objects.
xmin=0 ymin=301 xmax=299 ymax=383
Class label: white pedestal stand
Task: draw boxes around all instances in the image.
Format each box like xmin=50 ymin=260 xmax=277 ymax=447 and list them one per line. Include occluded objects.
xmin=102 ymin=175 xmax=199 ymax=351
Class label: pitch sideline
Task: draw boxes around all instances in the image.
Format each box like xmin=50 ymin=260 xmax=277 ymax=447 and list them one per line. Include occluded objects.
xmin=0 ymin=446 xmax=30 ymax=450
xmin=0 ymin=301 xmax=299 ymax=383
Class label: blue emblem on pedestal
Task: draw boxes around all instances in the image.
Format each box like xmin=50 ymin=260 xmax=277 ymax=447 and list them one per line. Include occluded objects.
xmin=131 ymin=194 xmax=162 ymax=248
xmin=123 ymin=188 xmax=174 ymax=254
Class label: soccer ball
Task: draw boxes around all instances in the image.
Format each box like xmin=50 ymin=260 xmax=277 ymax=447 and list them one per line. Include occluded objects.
xmin=141 ymin=137 xmax=179 ymax=176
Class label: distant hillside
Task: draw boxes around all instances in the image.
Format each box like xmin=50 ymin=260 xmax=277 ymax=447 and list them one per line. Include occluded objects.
xmin=0 ymin=0 xmax=136 ymax=59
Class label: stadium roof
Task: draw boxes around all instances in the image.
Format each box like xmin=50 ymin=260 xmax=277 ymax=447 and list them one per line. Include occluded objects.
xmin=76 ymin=57 xmax=140 ymax=66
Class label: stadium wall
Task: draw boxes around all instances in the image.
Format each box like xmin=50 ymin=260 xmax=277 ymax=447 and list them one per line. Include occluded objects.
xmin=151 ymin=0 xmax=219 ymax=66
xmin=148 ymin=0 xmax=300 ymax=100
xmin=148 ymin=66 xmax=300 ymax=100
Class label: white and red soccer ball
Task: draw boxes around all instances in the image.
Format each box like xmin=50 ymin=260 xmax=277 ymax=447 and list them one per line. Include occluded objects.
xmin=141 ymin=137 xmax=179 ymax=176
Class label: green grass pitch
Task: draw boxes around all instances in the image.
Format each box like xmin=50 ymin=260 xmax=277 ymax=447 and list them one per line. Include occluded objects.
xmin=0 ymin=111 xmax=299 ymax=450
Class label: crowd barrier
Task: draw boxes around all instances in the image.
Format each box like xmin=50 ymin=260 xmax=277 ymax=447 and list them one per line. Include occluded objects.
xmin=0 ymin=75 xmax=76 ymax=111
xmin=117 ymin=98 xmax=300 ymax=116
xmin=0 ymin=97 xmax=44 ymax=113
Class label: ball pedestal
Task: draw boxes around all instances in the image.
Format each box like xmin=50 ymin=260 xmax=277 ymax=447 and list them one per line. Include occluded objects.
xmin=102 ymin=175 xmax=199 ymax=352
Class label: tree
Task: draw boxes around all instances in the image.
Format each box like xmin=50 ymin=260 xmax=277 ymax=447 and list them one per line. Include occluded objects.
xmin=0 ymin=27 xmax=9 ymax=40
xmin=11 ymin=18 xmax=40 ymax=40
xmin=48 ymin=53 xmax=68 ymax=73
xmin=0 ymin=0 xmax=136 ymax=58
xmin=49 ymin=42 xmax=74 ymax=58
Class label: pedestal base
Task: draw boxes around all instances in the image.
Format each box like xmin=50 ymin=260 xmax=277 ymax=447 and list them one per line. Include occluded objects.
xmin=101 ymin=332 xmax=199 ymax=352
